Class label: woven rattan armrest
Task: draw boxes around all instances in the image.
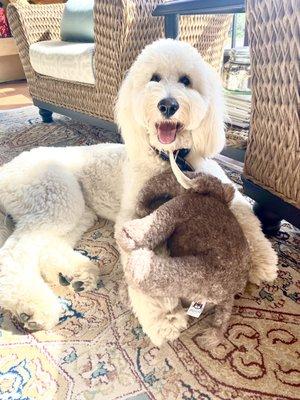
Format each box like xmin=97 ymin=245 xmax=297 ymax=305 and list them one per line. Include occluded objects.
xmin=7 ymin=2 xmax=64 ymax=45
xmin=7 ymin=2 xmax=64 ymax=92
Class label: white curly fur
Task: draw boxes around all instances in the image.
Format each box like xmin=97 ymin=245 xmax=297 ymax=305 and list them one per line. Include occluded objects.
xmin=0 ymin=39 xmax=277 ymax=341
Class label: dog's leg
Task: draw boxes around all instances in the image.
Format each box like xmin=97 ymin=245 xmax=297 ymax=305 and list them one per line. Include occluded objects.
xmin=40 ymin=241 xmax=100 ymax=293
xmin=0 ymin=229 xmax=63 ymax=331
xmin=0 ymin=210 xmax=14 ymax=247
xmin=0 ymin=165 xmax=94 ymax=330
xmin=128 ymin=286 xmax=187 ymax=347
xmin=231 ymin=193 xmax=278 ymax=285
xmin=39 ymin=207 xmax=100 ymax=292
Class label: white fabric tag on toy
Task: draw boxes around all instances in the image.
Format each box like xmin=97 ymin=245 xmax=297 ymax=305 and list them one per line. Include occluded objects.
xmin=187 ymin=301 xmax=206 ymax=318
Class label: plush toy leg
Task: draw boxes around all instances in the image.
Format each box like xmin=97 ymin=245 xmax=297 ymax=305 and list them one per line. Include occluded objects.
xmin=118 ymin=247 xmax=187 ymax=347
xmin=128 ymin=285 xmax=187 ymax=347
xmin=117 ymin=213 xmax=176 ymax=251
xmin=196 ymin=160 xmax=278 ymax=286
xmin=199 ymin=298 xmax=234 ymax=348
xmin=125 ymin=248 xmax=209 ymax=300
xmin=136 ymin=170 xmax=184 ymax=217
xmin=118 ymin=195 xmax=198 ymax=252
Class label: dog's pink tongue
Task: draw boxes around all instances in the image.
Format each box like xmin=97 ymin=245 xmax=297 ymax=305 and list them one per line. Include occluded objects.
xmin=157 ymin=123 xmax=177 ymax=144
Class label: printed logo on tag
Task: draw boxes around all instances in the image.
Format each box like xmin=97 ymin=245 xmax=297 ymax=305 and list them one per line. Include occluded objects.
xmin=187 ymin=301 xmax=206 ymax=318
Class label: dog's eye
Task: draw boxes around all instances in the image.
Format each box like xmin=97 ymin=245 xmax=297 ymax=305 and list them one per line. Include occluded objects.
xmin=150 ymin=74 xmax=161 ymax=82
xmin=179 ymin=75 xmax=191 ymax=86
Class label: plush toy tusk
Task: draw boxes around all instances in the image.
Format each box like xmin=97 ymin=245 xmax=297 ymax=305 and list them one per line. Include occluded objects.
xmin=169 ymin=151 xmax=195 ymax=190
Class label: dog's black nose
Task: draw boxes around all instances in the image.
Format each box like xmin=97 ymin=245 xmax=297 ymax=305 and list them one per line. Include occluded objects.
xmin=157 ymin=97 xmax=179 ymax=118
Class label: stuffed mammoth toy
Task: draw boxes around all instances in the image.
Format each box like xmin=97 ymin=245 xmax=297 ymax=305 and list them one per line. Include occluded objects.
xmin=117 ymin=171 xmax=251 ymax=346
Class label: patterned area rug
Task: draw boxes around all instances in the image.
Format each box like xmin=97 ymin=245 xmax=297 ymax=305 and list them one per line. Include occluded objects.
xmin=0 ymin=106 xmax=299 ymax=400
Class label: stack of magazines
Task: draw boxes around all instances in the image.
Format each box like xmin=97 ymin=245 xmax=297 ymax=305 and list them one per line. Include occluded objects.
xmin=223 ymin=47 xmax=251 ymax=129
xmin=223 ymin=89 xmax=251 ymax=129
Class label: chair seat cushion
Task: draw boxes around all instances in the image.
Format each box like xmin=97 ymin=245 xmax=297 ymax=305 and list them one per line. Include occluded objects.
xmin=29 ymin=40 xmax=95 ymax=85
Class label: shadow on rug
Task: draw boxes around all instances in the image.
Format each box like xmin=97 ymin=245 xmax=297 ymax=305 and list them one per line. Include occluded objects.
xmin=0 ymin=107 xmax=299 ymax=400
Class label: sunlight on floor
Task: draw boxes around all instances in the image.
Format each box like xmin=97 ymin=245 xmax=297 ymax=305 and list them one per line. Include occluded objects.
xmin=0 ymin=80 xmax=32 ymax=110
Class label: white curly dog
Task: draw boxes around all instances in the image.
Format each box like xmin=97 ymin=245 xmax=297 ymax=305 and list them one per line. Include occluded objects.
xmin=0 ymin=39 xmax=277 ymax=343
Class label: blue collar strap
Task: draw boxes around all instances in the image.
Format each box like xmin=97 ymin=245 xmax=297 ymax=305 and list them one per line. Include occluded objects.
xmin=154 ymin=148 xmax=194 ymax=172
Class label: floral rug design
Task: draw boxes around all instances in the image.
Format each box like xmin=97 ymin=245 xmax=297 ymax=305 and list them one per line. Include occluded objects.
xmin=0 ymin=106 xmax=299 ymax=400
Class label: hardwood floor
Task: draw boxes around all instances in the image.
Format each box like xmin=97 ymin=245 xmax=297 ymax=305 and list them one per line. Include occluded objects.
xmin=215 ymin=154 xmax=243 ymax=171
xmin=0 ymin=79 xmax=32 ymax=110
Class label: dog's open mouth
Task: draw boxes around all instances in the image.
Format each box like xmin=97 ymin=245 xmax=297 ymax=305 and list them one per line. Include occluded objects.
xmin=156 ymin=121 xmax=183 ymax=144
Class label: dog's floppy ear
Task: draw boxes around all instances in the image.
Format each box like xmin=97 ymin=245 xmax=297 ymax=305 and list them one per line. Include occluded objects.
xmin=222 ymin=183 xmax=235 ymax=204
xmin=192 ymin=65 xmax=225 ymax=158
xmin=115 ymin=70 xmax=149 ymax=161
xmin=115 ymin=71 xmax=130 ymax=131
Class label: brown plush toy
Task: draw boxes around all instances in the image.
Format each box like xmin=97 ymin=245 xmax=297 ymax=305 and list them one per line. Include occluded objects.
xmin=117 ymin=171 xmax=251 ymax=346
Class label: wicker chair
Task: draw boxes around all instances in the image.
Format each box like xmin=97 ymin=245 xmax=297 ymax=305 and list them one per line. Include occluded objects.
xmin=7 ymin=0 xmax=231 ymax=128
xmin=242 ymin=0 xmax=300 ymax=233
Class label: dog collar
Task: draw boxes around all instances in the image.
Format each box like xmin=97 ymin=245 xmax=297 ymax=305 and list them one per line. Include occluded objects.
xmin=153 ymin=148 xmax=194 ymax=172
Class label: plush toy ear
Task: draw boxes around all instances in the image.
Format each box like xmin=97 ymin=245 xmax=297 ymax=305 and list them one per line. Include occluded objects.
xmin=191 ymin=174 xmax=235 ymax=205
xmin=222 ymin=184 xmax=235 ymax=205
xmin=191 ymin=66 xmax=226 ymax=158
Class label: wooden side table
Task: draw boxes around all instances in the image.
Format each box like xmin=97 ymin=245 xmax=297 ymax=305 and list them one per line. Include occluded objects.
xmin=153 ymin=0 xmax=245 ymax=38
xmin=29 ymin=1 xmax=65 ymax=3
xmin=0 ymin=37 xmax=25 ymax=82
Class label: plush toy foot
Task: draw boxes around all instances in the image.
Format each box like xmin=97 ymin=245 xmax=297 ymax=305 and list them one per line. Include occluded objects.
xmin=116 ymin=216 xmax=154 ymax=251
xmin=116 ymin=224 xmax=138 ymax=251
xmin=147 ymin=308 xmax=188 ymax=347
xmin=118 ymin=281 xmax=130 ymax=306
xmin=198 ymin=326 xmax=223 ymax=348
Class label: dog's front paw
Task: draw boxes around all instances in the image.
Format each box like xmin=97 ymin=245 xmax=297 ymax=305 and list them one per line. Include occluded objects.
xmin=59 ymin=258 xmax=101 ymax=293
xmin=14 ymin=295 xmax=63 ymax=331
xmin=249 ymin=258 xmax=278 ymax=285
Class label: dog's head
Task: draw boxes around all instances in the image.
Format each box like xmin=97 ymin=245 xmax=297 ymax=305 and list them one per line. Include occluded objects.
xmin=115 ymin=39 xmax=225 ymax=160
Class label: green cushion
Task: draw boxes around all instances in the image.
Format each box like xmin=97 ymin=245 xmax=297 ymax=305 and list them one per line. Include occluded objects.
xmin=60 ymin=0 xmax=94 ymax=43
